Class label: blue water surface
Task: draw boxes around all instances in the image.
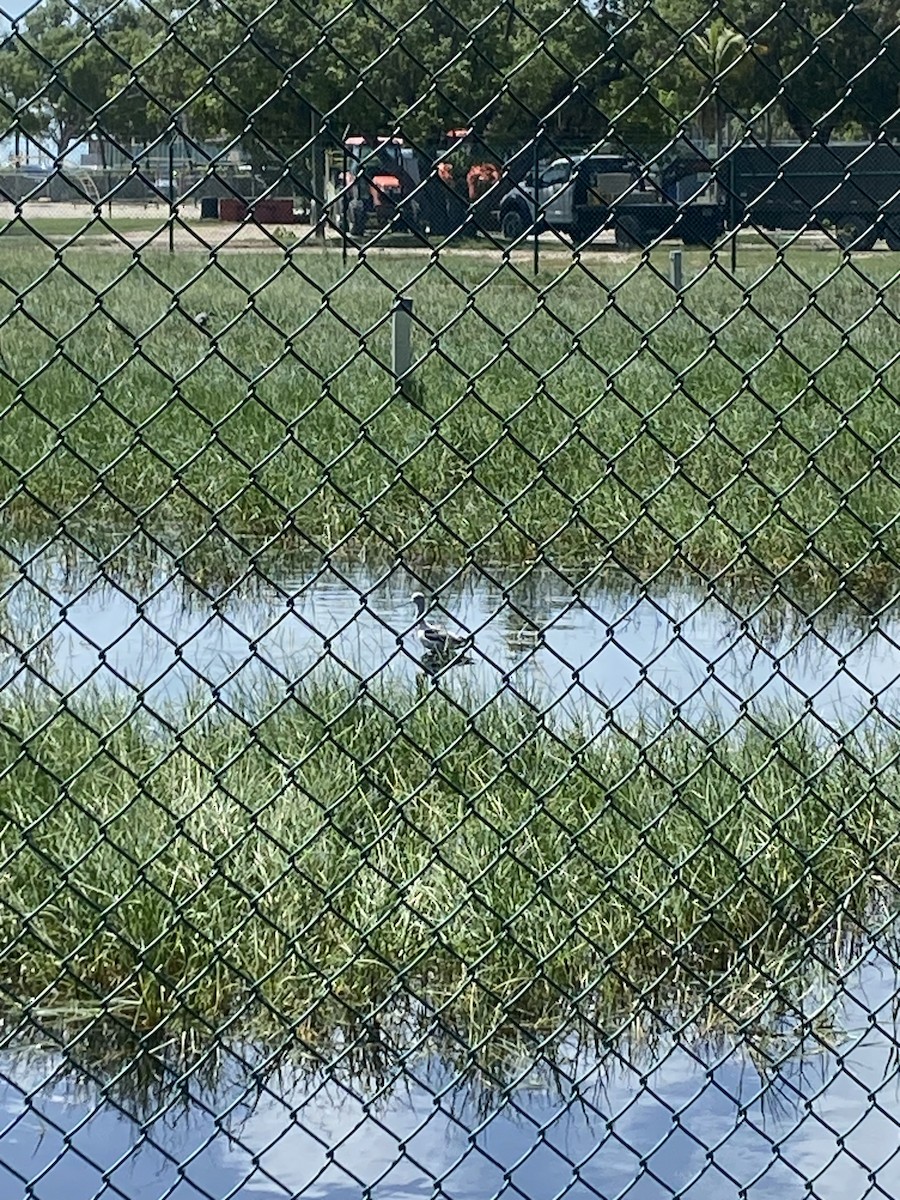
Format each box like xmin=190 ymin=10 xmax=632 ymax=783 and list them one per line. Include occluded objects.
xmin=2 ymin=946 xmax=900 ymax=1200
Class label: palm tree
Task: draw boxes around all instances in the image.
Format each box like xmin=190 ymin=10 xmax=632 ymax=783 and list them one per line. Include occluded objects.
xmin=692 ymin=18 xmax=749 ymax=158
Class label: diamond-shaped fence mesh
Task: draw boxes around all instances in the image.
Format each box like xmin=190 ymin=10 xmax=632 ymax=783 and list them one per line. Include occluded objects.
xmin=2 ymin=0 xmax=900 ymax=1196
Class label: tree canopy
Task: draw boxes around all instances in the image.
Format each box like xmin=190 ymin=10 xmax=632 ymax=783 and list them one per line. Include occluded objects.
xmin=1 ymin=0 xmax=898 ymax=161
xmin=0 ymin=0 xmax=169 ymax=157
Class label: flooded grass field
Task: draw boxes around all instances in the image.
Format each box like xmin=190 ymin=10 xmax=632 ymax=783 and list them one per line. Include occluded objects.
xmin=3 ymin=242 xmax=900 ymax=1197
xmin=3 ymin=943 xmax=900 ymax=1199
xmin=0 ymin=542 xmax=898 ymax=1045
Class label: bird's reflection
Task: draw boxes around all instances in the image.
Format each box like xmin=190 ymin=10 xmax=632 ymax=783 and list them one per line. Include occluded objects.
xmin=417 ymin=647 xmax=473 ymax=681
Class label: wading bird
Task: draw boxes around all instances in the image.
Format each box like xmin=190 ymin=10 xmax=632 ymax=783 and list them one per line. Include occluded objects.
xmin=411 ymin=591 xmax=469 ymax=655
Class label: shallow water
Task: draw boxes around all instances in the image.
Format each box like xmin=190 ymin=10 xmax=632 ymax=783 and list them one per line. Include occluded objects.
xmin=1 ymin=548 xmax=899 ymax=732
xmin=2 ymin=547 xmax=900 ymax=1196
xmin=4 ymin=547 xmax=900 ymax=1197
xmin=2 ymin=945 xmax=900 ymax=1199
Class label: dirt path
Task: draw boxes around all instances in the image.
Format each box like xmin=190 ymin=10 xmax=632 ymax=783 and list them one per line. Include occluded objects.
xmin=0 ymin=199 xmax=634 ymax=258
xmin=1 ymin=199 xmax=844 ymax=259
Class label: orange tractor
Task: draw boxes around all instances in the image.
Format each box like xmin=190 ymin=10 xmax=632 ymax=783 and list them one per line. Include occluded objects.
xmin=432 ymin=129 xmax=502 ymax=235
xmin=324 ymin=130 xmax=504 ymax=238
xmin=444 ymin=129 xmax=501 ymax=202
xmin=326 ymin=136 xmax=423 ymax=235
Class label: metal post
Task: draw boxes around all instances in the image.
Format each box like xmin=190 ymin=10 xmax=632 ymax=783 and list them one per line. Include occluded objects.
xmin=342 ymin=144 xmax=349 ymax=266
xmin=729 ymin=154 xmax=737 ymax=274
xmin=310 ymin=106 xmax=325 ymax=242
xmin=168 ymin=141 xmax=175 ymax=254
xmin=533 ymin=139 xmax=540 ymax=277
xmin=669 ymin=247 xmax=683 ymax=292
xmin=392 ymin=296 xmax=413 ymax=386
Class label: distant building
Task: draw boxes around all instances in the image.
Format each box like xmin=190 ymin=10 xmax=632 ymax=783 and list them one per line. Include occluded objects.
xmin=79 ymin=135 xmax=245 ymax=172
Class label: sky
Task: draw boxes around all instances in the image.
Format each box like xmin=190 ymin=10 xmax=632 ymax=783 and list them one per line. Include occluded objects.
xmin=1 ymin=0 xmax=37 ymax=19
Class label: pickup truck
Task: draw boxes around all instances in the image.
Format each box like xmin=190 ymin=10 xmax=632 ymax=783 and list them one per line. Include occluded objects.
xmin=497 ymin=153 xmax=724 ymax=247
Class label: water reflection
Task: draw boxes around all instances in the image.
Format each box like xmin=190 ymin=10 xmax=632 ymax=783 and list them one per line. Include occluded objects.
xmin=2 ymin=946 xmax=900 ymax=1199
xmin=0 ymin=543 xmax=898 ymax=734
xmin=419 ymin=646 xmax=474 ymax=678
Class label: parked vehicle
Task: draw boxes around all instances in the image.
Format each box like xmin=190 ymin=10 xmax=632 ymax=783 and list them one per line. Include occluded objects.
xmin=433 ymin=129 xmax=502 ymax=236
xmin=722 ymin=141 xmax=900 ymax=250
xmin=325 ymin=136 xmax=422 ymax=235
xmin=493 ymin=139 xmax=900 ymax=251
xmin=497 ymin=153 xmax=723 ymax=247
xmin=325 ymin=135 xmax=900 ymax=251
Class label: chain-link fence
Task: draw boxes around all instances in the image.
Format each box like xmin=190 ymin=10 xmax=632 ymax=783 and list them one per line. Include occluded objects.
xmin=1 ymin=1 xmax=900 ymax=1197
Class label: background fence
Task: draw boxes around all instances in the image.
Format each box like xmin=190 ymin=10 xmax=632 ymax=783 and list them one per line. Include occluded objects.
xmin=1 ymin=1 xmax=900 ymax=1198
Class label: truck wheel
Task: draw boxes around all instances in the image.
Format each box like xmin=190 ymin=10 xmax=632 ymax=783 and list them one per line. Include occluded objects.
xmin=573 ymin=210 xmax=600 ymax=245
xmin=501 ymin=207 xmax=529 ymax=242
xmin=614 ymin=221 xmax=647 ymax=250
xmin=680 ymin=216 xmax=723 ymax=249
xmin=834 ymin=216 xmax=877 ymax=252
xmin=571 ymin=220 xmax=589 ymax=247
xmin=399 ymin=200 xmax=426 ymax=238
xmin=349 ymin=200 xmax=368 ymax=237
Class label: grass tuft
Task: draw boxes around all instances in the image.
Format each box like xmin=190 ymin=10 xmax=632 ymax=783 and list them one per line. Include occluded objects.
xmin=1 ymin=678 xmax=897 ymax=1043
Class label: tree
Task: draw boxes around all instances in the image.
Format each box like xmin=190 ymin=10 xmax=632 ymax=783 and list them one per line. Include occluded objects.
xmin=0 ymin=0 xmax=168 ymax=159
xmin=600 ymin=0 xmax=757 ymax=156
xmin=604 ymin=0 xmax=900 ymax=150
xmin=5 ymin=0 xmax=895 ymax=168
xmin=839 ymin=0 xmax=900 ymax=139
xmin=98 ymin=4 xmax=171 ymax=154
xmin=691 ymin=19 xmax=749 ymax=154
xmin=0 ymin=0 xmax=104 ymax=156
xmin=708 ymin=0 xmax=899 ymax=143
xmin=139 ymin=0 xmax=629 ymax=160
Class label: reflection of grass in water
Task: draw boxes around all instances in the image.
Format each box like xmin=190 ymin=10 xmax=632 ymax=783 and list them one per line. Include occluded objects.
xmin=1 ymin=246 xmax=900 ymax=588
xmin=2 ymin=678 xmax=898 ymax=1052
xmin=4 ymin=991 xmax=853 ymax=1136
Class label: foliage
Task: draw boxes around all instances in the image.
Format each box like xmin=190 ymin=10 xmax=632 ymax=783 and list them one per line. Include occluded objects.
xmin=739 ymin=0 xmax=900 ymax=141
xmin=0 ymin=0 xmax=897 ymax=168
xmin=132 ymin=0 xmax=629 ymax=159
xmin=606 ymin=0 xmax=900 ymax=150
xmin=2 ymin=677 xmax=898 ymax=1040
xmin=2 ymin=243 xmax=900 ymax=591
xmin=0 ymin=0 xmax=168 ymax=157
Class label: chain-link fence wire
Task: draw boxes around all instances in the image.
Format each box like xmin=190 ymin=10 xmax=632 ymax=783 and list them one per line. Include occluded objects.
xmin=1 ymin=0 xmax=900 ymax=1196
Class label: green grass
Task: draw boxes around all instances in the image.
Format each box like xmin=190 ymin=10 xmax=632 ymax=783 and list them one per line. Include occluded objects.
xmin=0 ymin=216 xmax=177 ymax=238
xmin=2 ymin=679 xmax=898 ymax=1044
xmin=1 ymin=242 xmax=900 ymax=588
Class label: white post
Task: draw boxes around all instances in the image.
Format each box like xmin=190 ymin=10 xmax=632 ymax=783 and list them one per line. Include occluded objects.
xmin=670 ymin=247 xmax=684 ymax=292
xmin=392 ymin=296 xmax=413 ymax=384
